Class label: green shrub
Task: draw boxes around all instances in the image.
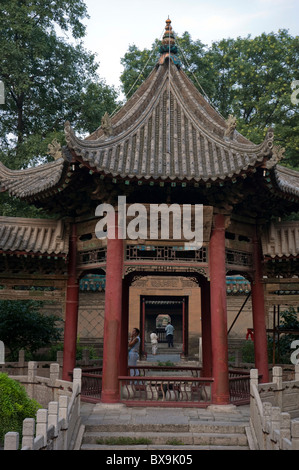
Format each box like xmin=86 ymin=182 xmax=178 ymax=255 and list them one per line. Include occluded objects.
xmin=0 ymin=373 xmax=41 ymax=445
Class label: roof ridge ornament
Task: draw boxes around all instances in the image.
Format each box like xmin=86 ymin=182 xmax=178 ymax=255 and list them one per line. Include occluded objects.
xmin=101 ymin=111 xmax=114 ymax=138
xmin=224 ymin=115 xmax=237 ymax=140
xmin=265 ymin=144 xmax=285 ymax=169
xmin=158 ymin=18 xmax=181 ymax=68
xmin=48 ymin=138 xmax=63 ymax=160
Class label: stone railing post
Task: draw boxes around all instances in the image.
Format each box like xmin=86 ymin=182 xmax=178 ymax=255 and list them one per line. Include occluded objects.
xmin=262 ymin=402 xmax=271 ymax=450
xmin=73 ymin=368 xmax=82 ymax=393
xmin=272 ymin=366 xmax=283 ymax=409
xmin=58 ymin=395 xmax=69 ymax=450
xmin=291 ymin=420 xmax=299 ymax=450
xmin=280 ymin=412 xmax=291 ymax=449
xmin=50 ymin=363 xmax=60 ymax=386
xmin=4 ymin=432 xmax=19 ymax=450
xmin=48 ymin=401 xmax=59 ymax=435
xmin=72 ymin=368 xmax=82 ymax=417
xmin=36 ymin=409 xmax=48 ymax=448
xmin=250 ymin=368 xmax=259 ymax=387
xmin=270 ymin=407 xmax=281 ymax=450
xmin=21 ymin=418 xmax=35 ymax=450
xmin=27 ymin=361 xmax=37 ymax=399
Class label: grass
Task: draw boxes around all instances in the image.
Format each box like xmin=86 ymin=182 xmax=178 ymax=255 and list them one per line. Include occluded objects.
xmin=96 ymin=436 xmax=153 ymax=445
xmin=95 ymin=436 xmax=187 ymax=446
xmin=166 ymin=438 xmax=185 ymax=445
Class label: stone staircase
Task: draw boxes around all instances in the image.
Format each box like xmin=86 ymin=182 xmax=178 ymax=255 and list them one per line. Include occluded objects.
xmin=80 ymin=416 xmax=250 ymax=450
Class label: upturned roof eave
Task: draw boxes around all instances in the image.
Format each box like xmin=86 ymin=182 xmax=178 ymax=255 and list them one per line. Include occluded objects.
xmin=64 ymin=61 xmax=275 ymax=184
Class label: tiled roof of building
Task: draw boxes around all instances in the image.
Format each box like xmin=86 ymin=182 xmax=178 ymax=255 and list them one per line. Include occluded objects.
xmin=272 ymin=165 xmax=299 ymax=200
xmin=0 ymin=217 xmax=69 ymax=255
xmin=261 ymin=220 xmax=299 ymax=258
xmin=0 ymin=158 xmax=70 ymax=199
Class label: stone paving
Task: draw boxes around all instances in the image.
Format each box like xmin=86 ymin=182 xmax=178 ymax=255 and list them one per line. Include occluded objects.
xmin=80 ymin=401 xmax=251 ymax=428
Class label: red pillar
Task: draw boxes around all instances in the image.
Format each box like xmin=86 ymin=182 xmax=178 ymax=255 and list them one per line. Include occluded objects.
xmin=182 ymin=298 xmax=186 ymax=357
xmin=201 ymin=278 xmax=212 ymax=377
xmin=209 ymin=213 xmax=230 ymax=404
xmin=251 ymin=226 xmax=269 ymax=383
xmin=119 ymin=277 xmax=129 ymax=376
xmin=101 ymin=213 xmax=124 ymax=403
xmin=141 ymin=297 xmax=146 ymax=357
xmin=62 ymin=223 xmax=79 ymax=381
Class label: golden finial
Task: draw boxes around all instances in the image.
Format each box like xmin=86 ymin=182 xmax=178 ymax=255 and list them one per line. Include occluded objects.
xmin=158 ymin=18 xmax=181 ymax=67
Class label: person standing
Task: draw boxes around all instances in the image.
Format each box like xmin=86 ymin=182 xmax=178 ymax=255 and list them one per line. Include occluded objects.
xmin=128 ymin=328 xmax=140 ymax=377
xmin=150 ymin=330 xmax=158 ymax=355
xmin=165 ymin=322 xmax=174 ymax=348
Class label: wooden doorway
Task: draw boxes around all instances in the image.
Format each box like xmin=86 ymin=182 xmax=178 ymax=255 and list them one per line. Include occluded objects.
xmin=140 ymin=295 xmax=188 ymax=357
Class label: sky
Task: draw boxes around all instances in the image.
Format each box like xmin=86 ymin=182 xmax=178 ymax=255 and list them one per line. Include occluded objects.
xmin=79 ymin=0 xmax=298 ymax=92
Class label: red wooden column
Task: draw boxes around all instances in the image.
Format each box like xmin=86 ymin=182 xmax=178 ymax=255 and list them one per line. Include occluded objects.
xmin=119 ymin=277 xmax=129 ymax=376
xmin=182 ymin=298 xmax=186 ymax=357
xmin=251 ymin=226 xmax=269 ymax=383
xmin=101 ymin=213 xmax=124 ymax=403
xmin=209 ymin=213 xmax=230 ymax=404
xmin=62 ymin=223 xmax=79 ymax=381
xmin=141 ymin=297 xmax=146 ymax=358
xmin=201 ymin=278 xmax=212 ymax=377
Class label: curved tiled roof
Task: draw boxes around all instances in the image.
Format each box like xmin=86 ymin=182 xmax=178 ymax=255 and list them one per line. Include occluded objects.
xmin=65 ymin=61 xmax=275 ymax=184
xmin=262 ymin=220 xmax=299 ymax=258
xmin=0 ymin=158 xmax=70 ymax=199
xmin=0 ymin=217 xmax=69 ymax=255
xmin=273 ymin=165 xmax=299 ymax=200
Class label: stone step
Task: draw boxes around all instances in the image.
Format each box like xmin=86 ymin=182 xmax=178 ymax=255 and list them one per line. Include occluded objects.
xmin=81 ymin=419 xmax=249 ymax=450
xmin=84 ymin=420 xmax=247 ymax=434
xmin=81 ymin=443 xmax=249 ymax=450
xmin=82 ymin=430 xmax=248 ymax=447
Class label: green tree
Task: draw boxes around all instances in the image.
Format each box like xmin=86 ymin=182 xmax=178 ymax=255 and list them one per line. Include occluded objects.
xmin=0 ymin=300 xmax=62 ymax=360
xmin=0 ymin=0 xmax=119 ymax=216
xmin=268 ymin=307 xmax=299 ymax=364
xmin=0 ymin=0 xmax=119 ymax=169
xmin=120 ymin=41 xmax=160 ymax=99
xmin=0 ymin=373 xmax=41 ymax=445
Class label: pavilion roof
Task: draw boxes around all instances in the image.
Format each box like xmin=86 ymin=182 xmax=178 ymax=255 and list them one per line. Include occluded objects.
xmin=0 ymin=19 xmax=298 ymax=208
xmin=0 ymin=158 xmax=71 ymax=199
xmin=64 ymin=63 xmax=275 ymax=184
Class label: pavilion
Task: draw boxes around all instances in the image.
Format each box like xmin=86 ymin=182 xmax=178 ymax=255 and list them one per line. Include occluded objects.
xmin=0 ymin=19 xmax=298 ymax=405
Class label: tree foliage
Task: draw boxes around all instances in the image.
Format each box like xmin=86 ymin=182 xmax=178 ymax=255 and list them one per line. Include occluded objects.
xmin=0 ymin=0 xmax=119 ymax=169
xmin=120 ymin=30 xmax=299 ymax=169
xmin=0 ymin=300 xmax=63 ymax=360
xmin=0 ymin=0 xmax=119 ymax=216
xmin=268 ymin=307 xmax=299 ymax=364
xmin=0 ymin=373 xmax=41 ymax=445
